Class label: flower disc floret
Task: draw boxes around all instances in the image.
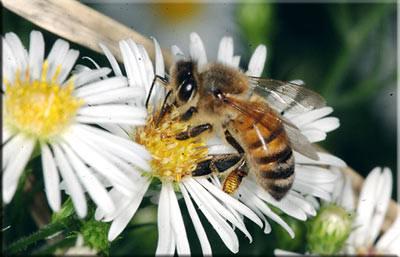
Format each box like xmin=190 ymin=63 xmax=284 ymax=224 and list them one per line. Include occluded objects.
xmin=4 ymin=61 xmax=83 ymax=140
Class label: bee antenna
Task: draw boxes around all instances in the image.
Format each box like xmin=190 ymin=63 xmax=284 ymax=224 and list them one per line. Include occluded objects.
xmin=146 ymin=75 xmax=168 ymax=109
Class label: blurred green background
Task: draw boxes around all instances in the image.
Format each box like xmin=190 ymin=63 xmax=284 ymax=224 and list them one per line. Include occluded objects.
xmin=2 ymin=1 xmax=397 ymax=256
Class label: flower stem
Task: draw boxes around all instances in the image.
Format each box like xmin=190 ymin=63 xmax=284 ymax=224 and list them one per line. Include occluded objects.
xmin=5 ymin=217 xmax=73 ymax=254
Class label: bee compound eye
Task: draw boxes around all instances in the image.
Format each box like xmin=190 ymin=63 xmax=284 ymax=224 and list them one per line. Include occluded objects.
xmin=178 ymin=79 xmax=196 ymax=102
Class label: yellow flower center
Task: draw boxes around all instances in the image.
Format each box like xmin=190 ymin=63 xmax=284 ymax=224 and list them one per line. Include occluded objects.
xmin=4 ymin=61 xmax=83 ymax=140
xmin=135 ymin=108 xmax=209 ymax=182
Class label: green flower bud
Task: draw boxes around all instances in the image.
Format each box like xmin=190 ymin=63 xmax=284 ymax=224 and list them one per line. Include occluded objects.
xmin=307 ymin=204 xmax=353 ymax=255
xmin=81 ymin=219 xmax=110 ymax=255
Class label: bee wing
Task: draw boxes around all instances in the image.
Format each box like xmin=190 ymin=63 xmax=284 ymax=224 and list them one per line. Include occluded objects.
xmin=280 ymin=116 xmax=319 ymax=160
xmin=248 ymin=77 xmax=326 ymax=115
xmin=223 ymin=95 xmax=319 ymax=160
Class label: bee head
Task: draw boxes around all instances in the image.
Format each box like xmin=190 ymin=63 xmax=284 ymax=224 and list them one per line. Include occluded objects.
xmin=172 ymin=60 xmax=198 ymax=105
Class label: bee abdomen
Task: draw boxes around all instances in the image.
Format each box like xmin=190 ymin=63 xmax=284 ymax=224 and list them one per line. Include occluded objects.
xmin=255 ymin=146 xmax=292 ymax=165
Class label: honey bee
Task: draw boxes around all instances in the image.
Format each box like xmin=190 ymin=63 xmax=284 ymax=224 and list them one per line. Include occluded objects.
xmin=148 ymin=60 xmax=325 ymax=200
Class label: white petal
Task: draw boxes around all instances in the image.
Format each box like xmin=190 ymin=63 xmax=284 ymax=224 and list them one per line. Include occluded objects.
xmin=352 ymin=167 xmax=382 ymax=246
xmin=40 ymin=143 xmax=61 ymax=212
xmin=232 ymin=55 xmax=241 ymax=68
xmin=2 ymin=137 xmax=35 ymax=203
xmin=287 ymin=191 xmax=316 ymax=216
xmin=99 ymin=43 xmax=122 ymax=76
xmin=304 ymin=195 xmax=320 ymax=210
xmin=28 ymin=31 xmax=45 ymax=81
xmin=78 ymin=105 xmax=147 ymax=119
xmin=183 ymin=180 xmax=239 ymax=253
xmin=295 ymin=165 xmax=338 ymax=183
xmin=302 ymin=117 xmax=340 ymax=132
xmin=152 ymin=37 xmax=165 ymax=77
xmin=156 ymin=182 xmax=175 ymax=255
xmin=58 ymin=49 xmax=79 ymax=83
xmin=217 ymin=36 xmax=234 ymax=65
xmin=2 ymin=133 xmax=26 ymax=169
xmin=246 ymin=44 xmax=267 ymax=77
xmin=61 ymin=142 xmax=115 ymax=215
xmin=75 ymin=124 xmax=149 ymax=158
xmin=368 ymin=167 xmax=393 ymax=244
xmin=128 ymin=39 xmax=149 ymax=88
xmin=76 ymin=116 xmax=145 ymax=125
xmin=2 ymin=127 xmax=12 ymax=144
xmin=207 ymin=144 xmax=236 ymax=155
xmin=197 ymin=178 xmax=263 ymax=228
xmin=242 ymin=198 xmax=271 ymax=234
xmin=98 ymin=124 xmax=130 ymax=139
xmin=190 ymin=178 xmax=252 ymax=242
xmin=189 ymin=33 xmax=207 ymax=71
xmin=376 ymin=215 xmax=400 ymax=252
xmin=338 ymin=172 xmax=355 ymax=211
xmin=150 ymin=37 xmax=166 ymax=105
xmin=301 ymin=128 xmax=326 ymax=142
xmin=81 ymin=87 xmax=145 ymax=105
xmin=290 ymin=107 xmax=333 ymax=127
xmin=119 ymin=40 xmax=142 ymax=89
xmin=70 ymin=68 xmax=111 ymax=88
xmin=74 ymin=76 xmax=128 ymax=97
xmin=292 ymin=179 xmax=332 ymax=201
xmin=180 ymin=184 xmax=212 ymax=255
xmin=71 ymin=125 xmax=151 ymax=170
xmin=240 ymin=186 xmax=294 ymax=238
xmin=5 ymin=32 xmax=28 ymax=72
xmin=62 ymin=130 xmax=136 ymax=195
xmin=294 ymin=151 xmax=347 ymax=167
xmin=52 ymin=143 xmax=87 ymax=218
xmin=2 ymin=37 xmax=17 ymax=81
xmin=242 ymin=179 xmax=307 ymax=220
xmin=138 ymin=44 xmax=155 ymax=91
xmin=46 ymin=39 xmax=69 ymax=80
xmin=168 ymin=182 xmax=190 ymax=255
xmin=171 ymin=45 xmax=185 ymax=60
xmin=108 ymin=180 xmax=150 ymax=241
xmin=274 ymin=249 xmax=302 ymax=256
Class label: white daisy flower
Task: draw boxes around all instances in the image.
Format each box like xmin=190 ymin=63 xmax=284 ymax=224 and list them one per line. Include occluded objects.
xmin=345 ymin=167 xmax=399 ymax=255
xmin=182 ymin=32 xmax=346 ymax=238
xmin=95 ymin=37 xmax=264 ymax=255
xmin=275 ymin=167 xmax=399 ymax=256
xmin=2 ymin=30 xmax=151 ymax=218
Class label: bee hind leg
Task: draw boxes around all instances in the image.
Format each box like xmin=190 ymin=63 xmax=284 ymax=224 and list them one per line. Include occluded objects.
xmin=222 ymin=158 xmax=248 ymax=195
xmin=191 ymin=153 xmax=243 ymax=177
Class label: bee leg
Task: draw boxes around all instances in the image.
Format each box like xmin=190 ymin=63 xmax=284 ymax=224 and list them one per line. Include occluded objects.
xmin=224 ymin=129 xmax=245 ymax=153
xmin=191 ymin=153 xmax=243 ymax=177
xmin=180 ymin=106 xmax=197 ymax=121
xmin=155 ymin=90 xmax=173 ymax=126
xmin=176 ymin=123 xmax=212 ymax=140
xmin=145 ymin=75 xmax=169 ymax=109
xmin=222 ymin=158 xmax=248 ymax=195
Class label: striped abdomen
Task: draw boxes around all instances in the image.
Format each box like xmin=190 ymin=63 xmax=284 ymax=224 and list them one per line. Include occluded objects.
xmin=229 ymin=108 xmax=295 ymax=200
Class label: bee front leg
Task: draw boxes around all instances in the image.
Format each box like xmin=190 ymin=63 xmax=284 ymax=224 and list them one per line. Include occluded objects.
xmin=191 ymin=153 xmax=243 ymax=177
xmin=176 ymin=123 xmax=212 ymax=140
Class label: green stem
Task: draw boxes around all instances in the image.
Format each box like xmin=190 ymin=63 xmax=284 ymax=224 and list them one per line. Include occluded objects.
xmin=32 ymin=235 xmax=77 ymax=255
xmin=5 ymin=218 xmax=73 ymax=254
